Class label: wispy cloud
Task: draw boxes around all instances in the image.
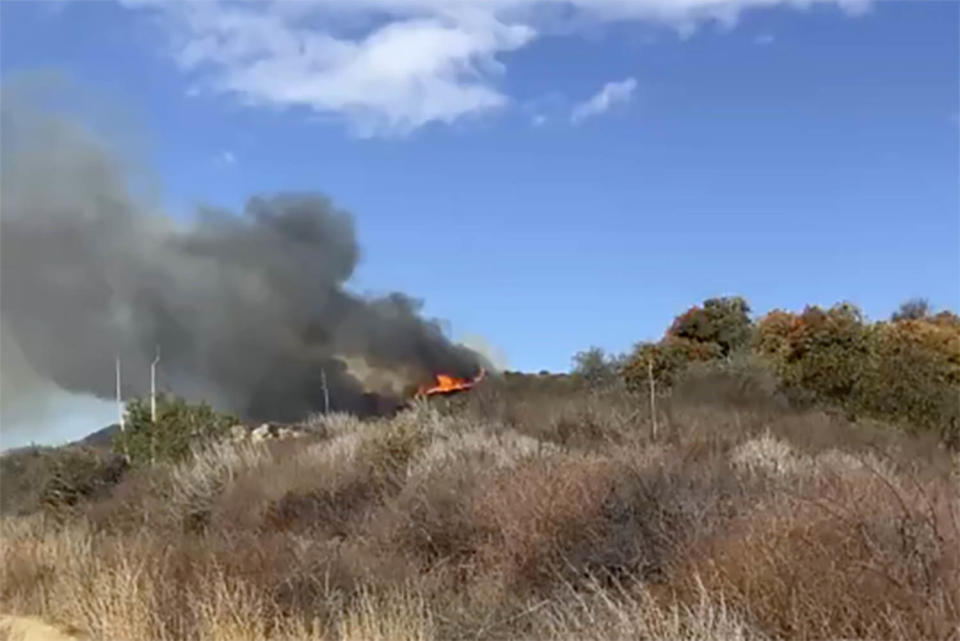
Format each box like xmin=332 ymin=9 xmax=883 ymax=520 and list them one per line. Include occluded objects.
xmin=571 ymin=78 xmax=637 ymax=124
xmin=217 ymin=150 xmax=237 ymax=165
xmin=754 ymin=34 xmax=775 ymax=45
xmin=121 ymin=0 xmax=873 ymax=136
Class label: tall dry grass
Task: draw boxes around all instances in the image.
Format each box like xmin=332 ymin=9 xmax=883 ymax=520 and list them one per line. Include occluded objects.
xmin=2 ymin=380 xmax=958 ymax=640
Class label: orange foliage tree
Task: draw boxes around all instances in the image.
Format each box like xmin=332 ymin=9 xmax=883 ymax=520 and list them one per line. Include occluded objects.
xmin=755 ymin=303 xmax=959 ymax=443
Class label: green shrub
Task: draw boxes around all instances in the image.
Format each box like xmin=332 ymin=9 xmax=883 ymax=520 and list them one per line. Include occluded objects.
xmin=112 ymin=394 xmax=236 ymax=466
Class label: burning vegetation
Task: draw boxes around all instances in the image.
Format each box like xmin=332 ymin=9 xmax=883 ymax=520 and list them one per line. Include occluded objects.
xmin=415 ymin=369 xmax=486 ymax=398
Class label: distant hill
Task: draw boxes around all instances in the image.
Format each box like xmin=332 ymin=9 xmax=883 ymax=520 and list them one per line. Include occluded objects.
xmin=75 ymin=424 xmax=120 ymax=449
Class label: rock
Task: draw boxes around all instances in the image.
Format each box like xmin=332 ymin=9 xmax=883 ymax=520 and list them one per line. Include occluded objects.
xmin=229 ymin=424 xmax=248 ymax=442
xmin=228 ymin=423 xmax=307 ymax=444
xmin=250 ymin=424 xmax=273 ymax=443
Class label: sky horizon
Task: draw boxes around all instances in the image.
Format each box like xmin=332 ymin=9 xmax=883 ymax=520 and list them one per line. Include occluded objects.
xmin=1 ymin=0 xmax=958 ymax=447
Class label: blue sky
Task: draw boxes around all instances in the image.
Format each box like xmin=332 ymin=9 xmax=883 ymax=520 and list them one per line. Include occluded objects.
xmin=2 ymin=0 xmax=958 ymax=377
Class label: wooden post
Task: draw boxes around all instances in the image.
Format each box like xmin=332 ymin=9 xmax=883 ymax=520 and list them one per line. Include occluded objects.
xmin=648 ymin=357 xmax=658 ymax=439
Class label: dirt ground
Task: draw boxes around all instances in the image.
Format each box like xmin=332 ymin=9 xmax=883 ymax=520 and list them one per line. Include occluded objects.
xmin=0 ymin=616 xmax=87 ymax=641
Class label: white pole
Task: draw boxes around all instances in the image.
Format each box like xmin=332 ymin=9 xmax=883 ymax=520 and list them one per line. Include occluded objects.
xmin=116 ymin=356 xmax=125 ymax=433
xmin=116 ymin=356 xmax=129 ymax=463
xmin=150 ymin=346 xmax=160 ymax=423
xmin=321 ymin=368 xmax=330 ymax=414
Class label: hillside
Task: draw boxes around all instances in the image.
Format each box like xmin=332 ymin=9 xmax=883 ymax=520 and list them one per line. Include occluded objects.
xmin=2 ymin=296 xmax=958 ymax=639
xmin=2 ymin=364 xmax=958 ymax=641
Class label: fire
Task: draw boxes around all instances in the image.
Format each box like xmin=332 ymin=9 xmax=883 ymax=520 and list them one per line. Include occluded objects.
xmin=415 ymin=368 xmax=486 ymax=397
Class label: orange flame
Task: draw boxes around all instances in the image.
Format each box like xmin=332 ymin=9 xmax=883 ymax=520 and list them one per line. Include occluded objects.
xmin=416 ymin=368 xmax=486 ymax=397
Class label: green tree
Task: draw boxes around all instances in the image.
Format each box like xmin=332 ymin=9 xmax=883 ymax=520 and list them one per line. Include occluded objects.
xmin=113 ymin=394 xmax=236 ymax=466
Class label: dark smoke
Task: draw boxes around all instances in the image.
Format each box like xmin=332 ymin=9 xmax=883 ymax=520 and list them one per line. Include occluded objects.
xmin=0 ymin=81 xmax=485 ymax=424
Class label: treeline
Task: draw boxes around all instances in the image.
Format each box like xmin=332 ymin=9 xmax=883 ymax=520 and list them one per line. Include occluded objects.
xmin=576 ymin=297 xmax=960 ymax=447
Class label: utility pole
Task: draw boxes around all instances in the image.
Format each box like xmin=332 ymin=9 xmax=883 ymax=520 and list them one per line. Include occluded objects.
xmin=321 ymin=368 xmax=330 ymax=414
xmin=150 ymin=346 xmax=160 ymax=466
xmin=150 ymin=346 xmax=160 ymax=423
xmin=116 ymin=356 xmax=125 ymax=433
xmin=116 ymin=356 xmax=128 ymax=462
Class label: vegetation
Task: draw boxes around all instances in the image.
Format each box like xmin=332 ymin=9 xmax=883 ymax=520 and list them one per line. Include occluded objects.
xmin=112 ymin=394 xmax=237 ymax=467
xmin=1 ymin=295 xmax=958 ymax=640
xmin=623 ymin=296 xmax=959 ymax=447
xmin=570 ymin=346 xmax=623 ymax=389
xmin=0 ymin=445 xmax=126 ymax=516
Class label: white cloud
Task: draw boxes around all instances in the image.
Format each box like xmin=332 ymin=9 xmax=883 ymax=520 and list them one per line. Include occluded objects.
xmin=218 ymin=150 xmax=237 ymax=165
xmin=532 ymin=114 xmax=547 ymax=126
xmin=571 ymin=77 xmax=637 ymax=123
xmin=124 ymin=0 xmax=872 ymax=136
xmin=754 ymin=33 xmax=775 ymax=45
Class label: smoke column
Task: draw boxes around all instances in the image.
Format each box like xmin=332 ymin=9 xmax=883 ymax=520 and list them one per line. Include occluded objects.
xmin=0 ymin=80 xmax=486 ymax=428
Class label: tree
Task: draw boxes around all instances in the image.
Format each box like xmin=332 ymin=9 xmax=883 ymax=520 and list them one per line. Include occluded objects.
xmin=667 ymin=296 xmax=753 ymax=357
xmin=112 ymin=394 xmax=236 ymax=466
xmin=754 ymin=303 xmax=870 ymax=411
xmin=571 ymin=347 xmax=622 ymax=388
xmin=857 ymin=315 xmax=960 ymax=443
xmin=621 ymin=336 xmax=722 ymax=391
xmin=891 ymin=298 xmax=931 ymax=322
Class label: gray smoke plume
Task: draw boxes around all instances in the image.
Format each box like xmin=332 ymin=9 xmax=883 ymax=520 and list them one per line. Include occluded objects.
xmin=0 ymin=81 xmax=485 ymax=425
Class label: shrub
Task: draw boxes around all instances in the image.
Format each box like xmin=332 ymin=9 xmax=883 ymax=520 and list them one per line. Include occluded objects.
xmin=0 ymin=445 xmax=127 ymax=516
xmin=112 ymin=394 xmax=236 ymax=466
xmin=39 ymin=447 xmax=128 ymax=515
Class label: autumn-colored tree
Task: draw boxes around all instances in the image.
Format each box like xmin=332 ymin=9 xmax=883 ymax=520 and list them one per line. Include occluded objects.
xmin=857 ymin=314 xmax=960 ymax=443
xmin=755 ymin=301 xmax=959 ymax=443
xmin=760 ymin=303 xmax=871 ymax=410
xmin=622 ymin=336 xmax=723 ymax=391
xmin=667 ymin=296 xmax=753 ymax=357
xmin=625 ymin=296 xmax=958 ymax=445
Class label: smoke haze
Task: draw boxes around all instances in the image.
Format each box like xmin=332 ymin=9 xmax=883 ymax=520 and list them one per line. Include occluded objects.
xmin=0 ymin=80 xmax=487 ymax=434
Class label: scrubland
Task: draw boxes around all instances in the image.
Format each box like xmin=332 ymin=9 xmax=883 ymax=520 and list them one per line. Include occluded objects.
xmin=2 ymin=371 xmax=958 ymax=640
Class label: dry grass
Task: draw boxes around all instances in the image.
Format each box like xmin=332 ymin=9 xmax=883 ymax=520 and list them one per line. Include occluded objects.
xmin=2 ymin=381 xmax=958 ymax=640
